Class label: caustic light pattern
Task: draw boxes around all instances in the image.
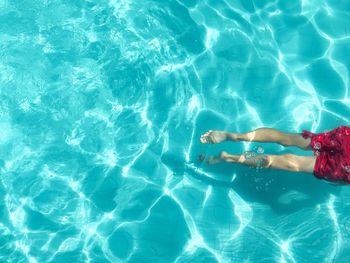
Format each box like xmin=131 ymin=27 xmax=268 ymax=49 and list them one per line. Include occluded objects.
xmin=1 ymin=0 xmax=350 ymax=262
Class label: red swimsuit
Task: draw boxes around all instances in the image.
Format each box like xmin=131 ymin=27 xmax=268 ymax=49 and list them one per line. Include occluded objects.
xmin=301 ymin=125 xmax=350 ymax=184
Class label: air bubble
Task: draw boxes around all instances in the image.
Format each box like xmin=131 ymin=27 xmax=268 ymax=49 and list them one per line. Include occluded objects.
xmin=314 ymin=142 xmax=321 ymax=150
xmin=257 ymin=159 xmax=263 ymax=166
xmin=244 ymin=151 xmax=256 ymax=159
xmin=344 ymin=165 xmax=350 ymax=173
xmin=256 ymin=146 xmax=264 ymax=154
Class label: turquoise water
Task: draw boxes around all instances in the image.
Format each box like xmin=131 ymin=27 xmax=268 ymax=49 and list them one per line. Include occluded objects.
xmin=1 ymin=0 xmax=350 ymax=262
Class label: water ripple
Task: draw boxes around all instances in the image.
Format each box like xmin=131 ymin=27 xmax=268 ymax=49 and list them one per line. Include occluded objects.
xmin=1 ymin=0 xmax=350 ymax=262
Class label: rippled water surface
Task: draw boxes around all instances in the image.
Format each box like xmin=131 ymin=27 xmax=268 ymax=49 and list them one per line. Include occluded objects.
xmin=1 ymin=0 xmax=350 ymax=262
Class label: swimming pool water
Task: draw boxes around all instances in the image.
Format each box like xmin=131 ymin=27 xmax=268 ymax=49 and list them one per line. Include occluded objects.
xmin=1 ymin=0 xmax=350 ymax=262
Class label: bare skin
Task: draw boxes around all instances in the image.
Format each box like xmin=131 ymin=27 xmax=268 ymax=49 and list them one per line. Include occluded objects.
xmin=199 ymin=128 xmax=316 ymax=173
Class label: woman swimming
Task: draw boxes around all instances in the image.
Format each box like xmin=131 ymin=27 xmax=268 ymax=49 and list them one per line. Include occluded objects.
xmin=200 ymin=126 xmax=350 ymax=184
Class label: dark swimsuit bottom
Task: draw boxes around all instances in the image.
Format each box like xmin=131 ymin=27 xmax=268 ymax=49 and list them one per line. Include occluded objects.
xmin=302 ymin=125 xmax=350 ymax=184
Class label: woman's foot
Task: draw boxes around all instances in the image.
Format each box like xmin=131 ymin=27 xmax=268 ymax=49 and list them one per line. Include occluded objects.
xmin=200 ymin=130 xmax=235 ymax=144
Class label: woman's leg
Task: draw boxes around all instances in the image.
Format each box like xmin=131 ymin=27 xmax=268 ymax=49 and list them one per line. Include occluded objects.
xmin=206 ymin=151 xmax=316 ymax=173
xmin=200 ymin=128 xmax=311 ymax=150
